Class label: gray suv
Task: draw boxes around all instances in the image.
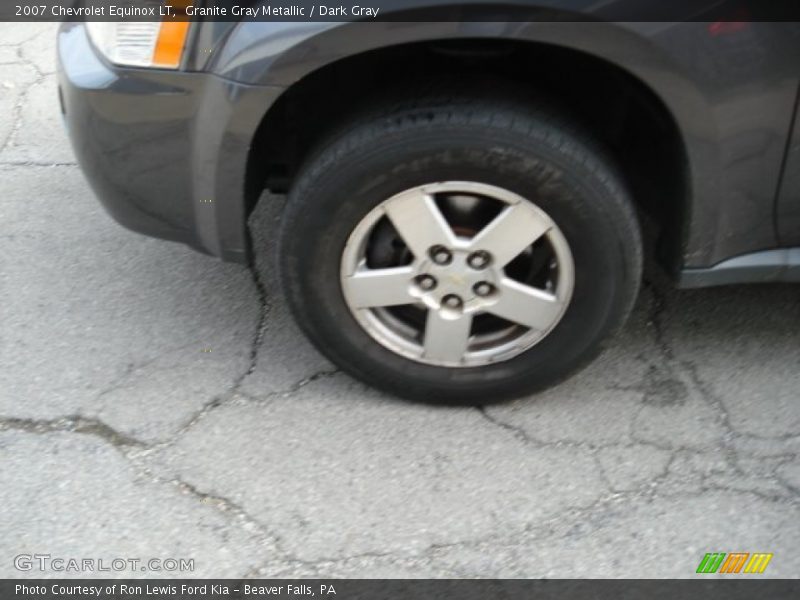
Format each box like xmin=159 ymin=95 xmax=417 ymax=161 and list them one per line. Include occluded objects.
xmin=57 ymin=16 xmax=800 ymax=403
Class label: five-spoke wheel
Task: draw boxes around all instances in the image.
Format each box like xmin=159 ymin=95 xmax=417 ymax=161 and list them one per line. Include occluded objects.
xmin=279 ymin=93 xmax=642 ymax=403
xmin=340 ymin=182 xmax=574 ymax=367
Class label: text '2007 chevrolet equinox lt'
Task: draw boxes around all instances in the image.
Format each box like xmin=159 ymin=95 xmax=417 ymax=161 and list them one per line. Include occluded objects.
xmin=57 ymin=9 xmax=800 ymax=404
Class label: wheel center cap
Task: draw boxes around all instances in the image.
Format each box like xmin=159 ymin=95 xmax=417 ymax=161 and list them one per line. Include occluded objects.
xmin=446 ymin=273 xmax=468 ymax=287
xmin=416 ymin=252 xmax=500 ymax=311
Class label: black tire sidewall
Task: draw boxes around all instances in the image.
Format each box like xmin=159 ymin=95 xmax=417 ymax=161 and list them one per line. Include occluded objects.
xmin=280 ymin=114 xmax=641 ymax=403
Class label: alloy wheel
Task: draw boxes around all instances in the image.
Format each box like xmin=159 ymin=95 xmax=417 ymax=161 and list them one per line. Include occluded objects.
xmin=340 ymin=182 xmax=574 ymax=367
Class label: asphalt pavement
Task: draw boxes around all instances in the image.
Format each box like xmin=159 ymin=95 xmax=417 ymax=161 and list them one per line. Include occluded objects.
xmin=1 ymin=23 xmax=799 ymax=578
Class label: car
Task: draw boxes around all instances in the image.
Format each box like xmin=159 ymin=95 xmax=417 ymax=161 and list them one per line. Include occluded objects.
xmin=57 ymin=12 xmax=800 ymax=404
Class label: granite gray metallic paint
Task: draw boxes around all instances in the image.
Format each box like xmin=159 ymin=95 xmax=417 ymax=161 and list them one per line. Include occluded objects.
xmin=207 ymin=17 xmax=800 ymax=270
xmin=58 ymin=23 xmax=283 ymax=263
xmin=59 ymin=8 xmax=800 ymax=277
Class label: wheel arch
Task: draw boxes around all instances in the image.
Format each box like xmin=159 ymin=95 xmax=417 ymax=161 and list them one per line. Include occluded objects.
xmin=235 ymin=21 xmax=699 ymax=274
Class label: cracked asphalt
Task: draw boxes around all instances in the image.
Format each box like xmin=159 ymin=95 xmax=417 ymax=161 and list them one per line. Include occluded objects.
xmin=1 ymin=24 xmax=799 ymax=579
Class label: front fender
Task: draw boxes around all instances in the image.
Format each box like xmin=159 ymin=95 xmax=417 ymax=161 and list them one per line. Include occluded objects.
xmin=200 ymin=9 xmax=799 ymax=269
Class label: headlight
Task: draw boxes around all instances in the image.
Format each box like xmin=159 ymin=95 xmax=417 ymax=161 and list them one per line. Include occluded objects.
xmin=85 ymin=21 xmax=190 ymax=69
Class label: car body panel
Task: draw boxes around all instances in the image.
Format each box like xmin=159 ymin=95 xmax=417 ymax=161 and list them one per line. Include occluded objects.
xmin=58 ymin=10 xmax=800 ymax=278
xmin=58 ymin=23 xmax=282 ymax=262
xmin=777 ymin=95 xmax=800 ymax=246
xmin=205 ymin=17 xmax=800 ymax=269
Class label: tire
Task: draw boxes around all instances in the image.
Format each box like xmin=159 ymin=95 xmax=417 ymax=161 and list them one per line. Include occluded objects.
xmin=278 ymin=94 xmax=642 ymax=405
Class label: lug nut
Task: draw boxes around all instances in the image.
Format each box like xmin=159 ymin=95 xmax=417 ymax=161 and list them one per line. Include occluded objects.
xmin=442 ymin=294 xmax=463 ymax=309
xmin=417 ymin=274 xmax=437 ymax=291
xmin=473 ymin=281 xmax=495 ymax=297
xmin=429 ymin=245 xmax=453 ymax=265
xmin=467 ymin=250 xmax=491 ymax=269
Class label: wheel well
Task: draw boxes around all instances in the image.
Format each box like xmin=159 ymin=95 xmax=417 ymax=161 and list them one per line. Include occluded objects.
xmin=246 ymin=39 xmax=689 ymax=270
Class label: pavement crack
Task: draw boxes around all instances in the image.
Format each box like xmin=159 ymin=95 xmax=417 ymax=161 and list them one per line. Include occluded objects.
xmin=0 ymin=38 xmax=47 ymax=157
xmin=0 ymin=161 xmax=77 ymax=167
xmin=477 ymin=406 xmax=546 ymax=448
xmin=273 ymin=368 xmax=342 ymax=399
xmin=141 ymin=243 xmax=275 ymax=449
xmin=774 ymin=458 xmax=800 ymax=498
xmin=171 ymin=477 xmax=272 ymax=531
xmin=478 ymin=404 xmax=689 ymax=498
xmin=147 ymin=395 xmax=228 ymax=452
xmin=92 ymin=340 xmax=208 ymax=407
xmin=641 ymin=280 xmax=743 ymax=467
xmin=233 ymin=241 xmax=272 ymax=391
xmin=0 ymin=29 xmax=47 ymax=50
xmin=641 ymin=278 xmax=677 ymax=365
xmin=0 ymin=414 xmax=147 ymax=449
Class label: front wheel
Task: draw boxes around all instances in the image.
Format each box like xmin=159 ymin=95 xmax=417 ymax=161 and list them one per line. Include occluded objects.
xmin=279 ymin=97 xmax=642 ymax=404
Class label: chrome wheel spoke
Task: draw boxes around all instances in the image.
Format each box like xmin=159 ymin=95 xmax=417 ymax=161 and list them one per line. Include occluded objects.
xmin=487 ymin=277 xmax=564 ymax=330
xmin=470 ymin=203 xmax=551 ymax=267
xmin=344 ymin=266 xmax=416 ymax=308
xmin=384 ymin=190 xmax=456 ymax=258
xmin=423 ymin=309 xmax=473 ymax=363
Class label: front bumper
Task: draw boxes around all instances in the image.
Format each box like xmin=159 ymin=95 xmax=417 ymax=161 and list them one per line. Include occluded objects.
xmin=57 ymin=23 xmax=284 ymax=263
